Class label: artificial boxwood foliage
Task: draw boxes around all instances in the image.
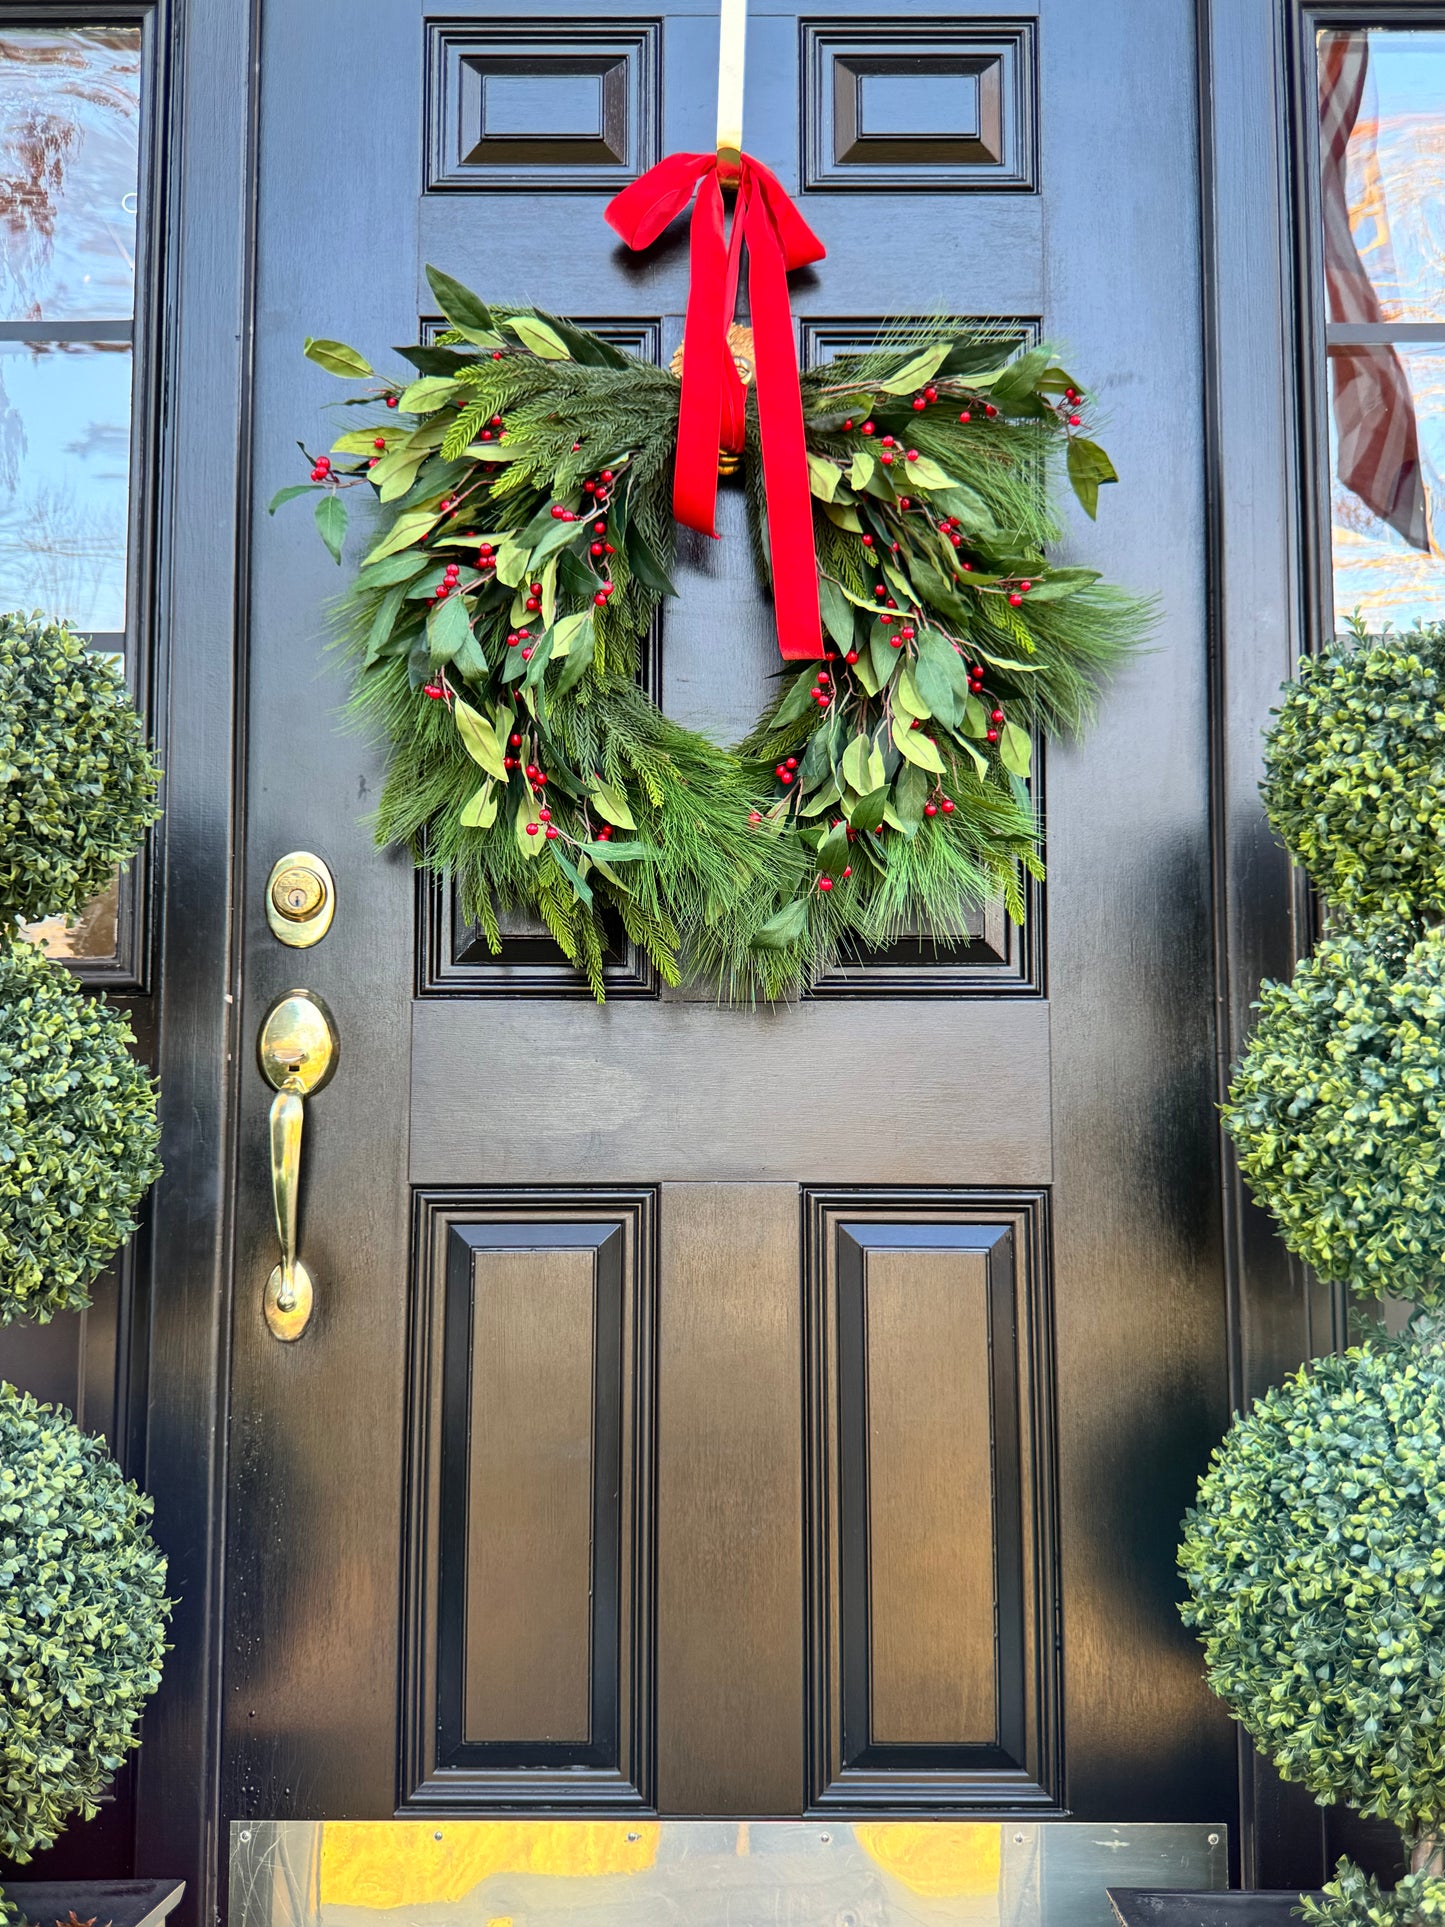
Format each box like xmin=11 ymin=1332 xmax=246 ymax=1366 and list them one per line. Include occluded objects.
xmin=0 ymin=1381 xmax=169 ymax=1863
xmin=0 ymin=935 xmax=161 ymax=1323
xmin=1180 ymin=1340 xmax=1445 ymax=1832
xmin=0 ymin=610 xmax=161 ymax=926
xmin=1301 ymin=1863 xmax=1445 ymax=1927
xmin=1222 ymin=918 xmax=1445 ymax=1307
xmin=1260 ymin=626 xmax=1445 ymax=919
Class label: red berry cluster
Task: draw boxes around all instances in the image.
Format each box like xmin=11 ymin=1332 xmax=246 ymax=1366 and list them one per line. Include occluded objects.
xmin=1059 ymin=385 xmax=1085 ymax=428
xmin=422 ymin=680 xmax=452 ymax=702
xmin=476 ymin=414 xmax=505 ymax=444
xmin=310 ymin=454 xmax=331 ymax=483
xmin=775 ymin=754 xmax=799 ymax=786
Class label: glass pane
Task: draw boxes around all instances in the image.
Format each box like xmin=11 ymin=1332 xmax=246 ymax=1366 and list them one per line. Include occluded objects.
xmin=0 ymin=28 xmax=141 ymax=322
xmin=0 ymin=338 xmax=130 ymax=631
xmin=21 ymin=871 xmax=120 ymax=963
xmin=1319 ymin=29 xmax=1445 ymax=325
xmin=1328 ymin=342 xmax=1445 ymax=633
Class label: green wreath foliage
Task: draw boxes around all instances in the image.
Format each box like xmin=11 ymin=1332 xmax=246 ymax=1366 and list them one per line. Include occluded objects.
xmin=1300 ymin=1862 xmax=1445 ymax=1927
xmin=0 ymin=611 xmax=162 ymax=926
xmin=1222 ymin=919 xmax=1445 ymax=1308
xmin=0 ymin=1381 xmax=170 ymax=1865
xmin=279 ymin=268 xmax=1146 ymax=997
xmin=1180 ymin=1340 xmax=1445 ymax=1833
xmin=1261 ymin=626 xmax=1445 ymax=919
xmin=0 ymin=936 xmax=161 ymax=1323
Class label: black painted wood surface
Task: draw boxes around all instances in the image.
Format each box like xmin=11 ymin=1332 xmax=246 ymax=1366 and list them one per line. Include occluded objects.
xmin=220 ymin=0 xmax=1238 ymax=1848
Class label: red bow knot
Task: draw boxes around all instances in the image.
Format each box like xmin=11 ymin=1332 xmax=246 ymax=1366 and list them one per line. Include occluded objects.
xmin=606 ymin=151 xmax=827 ymax=661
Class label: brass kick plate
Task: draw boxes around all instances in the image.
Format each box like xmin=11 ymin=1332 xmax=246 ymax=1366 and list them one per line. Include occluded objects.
xmin=265 ymin=851 xmax=335 ymax=948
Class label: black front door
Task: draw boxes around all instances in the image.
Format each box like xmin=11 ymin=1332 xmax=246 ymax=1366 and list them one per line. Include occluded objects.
xmin=216 ymin=0 xmax=1234 ymax=1844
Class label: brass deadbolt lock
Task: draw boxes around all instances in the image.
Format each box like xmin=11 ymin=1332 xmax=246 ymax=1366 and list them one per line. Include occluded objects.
xmin=265 ymin=852 xmax=335 ymax=948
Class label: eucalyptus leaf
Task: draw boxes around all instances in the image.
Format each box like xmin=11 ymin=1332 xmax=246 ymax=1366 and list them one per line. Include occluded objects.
xmin=304 ymin=336 xmax=373 ymax=378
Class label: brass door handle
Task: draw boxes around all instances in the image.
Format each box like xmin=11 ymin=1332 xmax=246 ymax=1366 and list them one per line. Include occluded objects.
xmin=257 ymin=989 xmax=338 ymax=1340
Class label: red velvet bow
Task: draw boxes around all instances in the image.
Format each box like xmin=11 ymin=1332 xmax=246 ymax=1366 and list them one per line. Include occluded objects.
xmin=606 ymin=151 xmax=827 ymax=661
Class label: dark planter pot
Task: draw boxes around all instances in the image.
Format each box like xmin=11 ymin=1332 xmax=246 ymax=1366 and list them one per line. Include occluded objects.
xmin=2 ymin=1879 xmax=185 ymax=1927
xmin=1110 ymin=1890 xmax=1323 ymax=1927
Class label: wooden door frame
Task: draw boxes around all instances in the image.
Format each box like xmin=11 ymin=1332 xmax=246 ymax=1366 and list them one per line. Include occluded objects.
xmin=116 ymin=0 xmax=1362 ymax=1916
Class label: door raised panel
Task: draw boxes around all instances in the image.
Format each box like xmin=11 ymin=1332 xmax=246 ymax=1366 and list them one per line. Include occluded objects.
xmin=426 ymin=23 xmax=661 ymax=191
xmin=403 ymin=1191 xmax=656 ymax=1809
xmin=805 ymin=1191 xmax=1061 ymax=1812
xmin=802 ymin=22 xmax=1038 ymax=191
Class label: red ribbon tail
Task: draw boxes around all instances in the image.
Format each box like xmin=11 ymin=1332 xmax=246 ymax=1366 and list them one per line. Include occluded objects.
xmin=673 ymin=171 xmax=727 ymax=538
xmin=744 ymin=183 xmax=825 ymax=661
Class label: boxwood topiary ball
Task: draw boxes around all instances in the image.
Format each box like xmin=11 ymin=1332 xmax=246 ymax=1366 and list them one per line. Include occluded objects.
xmin=0 ymin=610 xmax=161 ymax=925
xmin=1261 ymin=628 xmax=1445 ymax=917
xmin=1223 ymin=918 xmax=1445 ymax=1307
xmin=0 ymin=1381 xmax=169 ymax=1862
xmin=1180 ymin=1340 xmax=1445 ymax=1831
xmin=0 ymin=937 xmax=161 ymax=1322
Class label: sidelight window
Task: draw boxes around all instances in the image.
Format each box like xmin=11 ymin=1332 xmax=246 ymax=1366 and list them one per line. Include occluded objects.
xmin=0 ymin=23 xmax=150 ymax=972
xmin=1313 ymin=25 xmax=1445 ymax=636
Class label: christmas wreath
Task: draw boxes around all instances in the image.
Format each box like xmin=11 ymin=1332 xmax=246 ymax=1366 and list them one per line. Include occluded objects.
xmin=278 ymin=235 xmax=1144 ymax=997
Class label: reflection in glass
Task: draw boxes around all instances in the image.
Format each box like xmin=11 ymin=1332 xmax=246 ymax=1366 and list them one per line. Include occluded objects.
xmin=1330 ymin=345 xmax=1445 ymax=632
xmin=0 ymin=29 xmax=141 ymax=322
xmin=21 ymin=871 xmax=120 ymax=963
xmin=1320 ymin=29 xmax=1445 ymax=325
xmin=0 ymin=340 xmax=130 ymax=631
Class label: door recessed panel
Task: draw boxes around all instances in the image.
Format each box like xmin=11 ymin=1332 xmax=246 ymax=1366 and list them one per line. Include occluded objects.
xmin=404 ymin=1191 xmax=656 ymax=1809
xmin=805 ymin=1191 xmax=1060 ymax=1811
xmin=804 ymin=24 xmax=1038 ymax=191
xmin=426 ymin=25 xmax=660 ymax=191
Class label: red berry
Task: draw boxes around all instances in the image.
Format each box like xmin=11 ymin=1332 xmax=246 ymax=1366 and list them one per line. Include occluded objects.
xmin=842 ymin=866 xmax=852 ymax=878
xmin=880 ymin=612 xmax=893 ymax=625
xmin=526 ymin=822 xmax=539 ymax=835
xmin=959 ymin=410 xmax=971 ymax=423
xmin=583 ymin=479 xmax=597 ymax=493
xmin=373 ymin=437 xmax=386 ymax=450
xmin=861 ymin=534 xmax=874 ymax=548
xmin=534 ymin=772 xmax=547 ymax=786
xmin=817 ymin=876 xmax=833 ymax=891
xmin=861 ymin=421 xmax=875 ymax=435
xmin=890 ymin=636 xmax=903 ymax=649
xmin=600 ymin=469 xmax=614 ymax=483
xmin=816 ymin=672 xmax=830 ymax=686
xmin=594 ymin=592 xmax=608 ymax=606
xmin=491 ymin=350 xmax=503 ymax=360
xmin=912 ymin=396 xmax=926 ymax=412
xmin=987 ymin=728 xmax=1000 ymax=743
xmin=748 ymin=810 xmax=762 ymax=825
xmin=479 ymin=430 xmax=492 ymax=442
xmin=924 ymin=802 xmax=938 ymax=817
xmin=941 ymin=798 xmax=955 ymax=814
xmin=517 ymin=628 xmax=530 ymax=640
xmin=880 ymin=452 xmax=894 ymax=465
xmin=985 ymin=403 xmax=998 ymax=418
xmin=508 ymin=634 xmax=520 ymax=648
xmin=780 ymin=771 xmax=794 ymax=785
xmin=509 ymin=733 xmax=522 ymax=747
xmin=950 ymin=534 xmax=963 ymax=548
xmin=845 ymin=649 xmax=859 ymax=663
xmin=991 ymin=708 xmax=1004 ymax=723
xmin=504 ymin=756 xmax=516 ymax=770
xmin=842 ymin=419 xmax=854 ymax=430
xmin=385 ymin=394 xmax=399 ymax=407
xmin=538 ymin=808 xmax=552 ymax=824
xmin=874 ymin=586 xmax=886 ymax=599
xmin=924 ymin=386 xmax=937 ymax=402
xmin=526 ymin=597 xmax=541 ymax=612
xmin=1020 ymin=579 xmax=1032 ymax=591
xmin=545 ymin=825 xmax=559 ymax=839
xmin=551 ymin=505 xmax=565 ymax=519
xmin=882 ymin=436 xmax=895 ymax=448
xmin=1068 ymin=414 xmax=1082 ymax=427
xmin=520 ymin=647 xmax=533 ymax=659
xmin=785 ymin=757 xmax=799 ymax=770
xmin=593 ymin=520 xmax=607 ymax=534
xmin=1008 ymin=592 xmax=1023 ymax=607
xmin=590 ymin=542 xmax=604 ymax=555
xmin=905 ymin=449 xmax=918 ymax=462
